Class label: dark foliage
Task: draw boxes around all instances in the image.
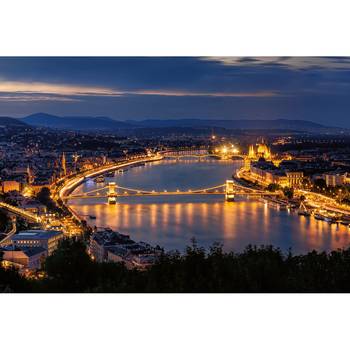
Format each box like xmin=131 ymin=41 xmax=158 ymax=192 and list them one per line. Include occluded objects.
xmin=0 ymin=210 xmax=10 ymax=232
xmin=4 ymin=238 xmax=350 ymax=292
xmin=267 ymin=183 xmax=280 ymax=192
xmin=35 ymin=187 xmax=66 ymax=215
xmin=0 ymin=267 xmax=33 ymax=292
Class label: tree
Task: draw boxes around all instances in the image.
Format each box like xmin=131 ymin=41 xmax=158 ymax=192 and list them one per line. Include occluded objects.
xmin=36 ymin=187 xmax=63 ymax=214
xmin=267 ymin=183 xmax=280 ymax=192
xmin=301 ymin=178 xmax=311 ymax=189
xmin=36 ymin=187 xmax=52 ymax=206
xmin=283 ymin=187 xmax=294 ymax=199
xmin=0 ymin=210 xmax=10 ymax=232
xmin=313 ymin=178 xmax=327 ymax=192
xmin=43 ymin=238 xmax=97 ymax=292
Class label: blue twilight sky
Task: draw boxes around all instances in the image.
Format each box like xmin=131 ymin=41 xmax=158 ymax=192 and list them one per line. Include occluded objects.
xmin=1 ymin=57 xmax=350 ymax=126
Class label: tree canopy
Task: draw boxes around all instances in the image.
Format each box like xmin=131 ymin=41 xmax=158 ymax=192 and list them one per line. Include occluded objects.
xmin=3 ymin=238 xmax=350 ymax=292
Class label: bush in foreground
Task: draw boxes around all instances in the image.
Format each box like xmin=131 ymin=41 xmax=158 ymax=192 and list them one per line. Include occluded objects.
xmin=3 ymin=239 xmax=350 ymax=292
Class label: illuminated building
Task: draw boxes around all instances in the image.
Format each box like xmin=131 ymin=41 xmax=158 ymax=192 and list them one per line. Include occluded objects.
xmin=324 ymin=172 xmax=347 ymax=187
xmin=248 ymin=145 xmax=256 ymax=159
xmin=257 ymin=141 xmax=271 ymax=159
xmin=213 ymin=144 xmax=240 ymax=159
xmin=11 ymin=230 xmax=64 ymax=255
xmin=1 ymin=247 xmax=47 ymax=270
xmin=2 ymin=180 xmax=21 ymax=193
xmin=90 ymin=229 xmax=160 ymax=268
xmin=249 ymin=159 xmax=304 ymax=188
xmin=244 ymin=139 xmax=301 ymax=186
xmin=248 ymin=139 xmax=272 ymax=161
xmin=286 ymin=171 xmax=304 ymax=187
xmin=245 ymin=140 xmax=272 ymax=170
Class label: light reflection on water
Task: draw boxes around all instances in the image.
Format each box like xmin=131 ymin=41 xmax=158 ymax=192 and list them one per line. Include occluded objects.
xmin=69 ymin=159 xmax=350 ymax=254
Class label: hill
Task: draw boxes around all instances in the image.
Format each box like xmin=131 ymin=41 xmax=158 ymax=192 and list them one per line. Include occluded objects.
xmin=128 ymin=118 xmax=340 ymax=133
xmin=21 ymin=113 xmax=344 ymax=133
xmin=0 ymin=116 xmax=28 ymax=127
xmin=22 ymin=113 xmax=132 ymax=130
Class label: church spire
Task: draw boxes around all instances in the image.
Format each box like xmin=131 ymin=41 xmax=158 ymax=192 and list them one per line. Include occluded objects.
xmin=27 ymin=165 xmax=34 ymax=184
xmin=62 ymin=152 xmax=67 ymax=176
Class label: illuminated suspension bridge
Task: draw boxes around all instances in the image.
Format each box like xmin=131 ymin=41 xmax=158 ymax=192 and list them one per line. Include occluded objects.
xmin=160 ymin=149 xmax=244 ymax=160
xmin=162 ymin=150 xmax=219 ymax=160
xmin=63 ymin=180 xmax=276 ymax=204
xmin=0 ymin=202 xmax=41 ymax=222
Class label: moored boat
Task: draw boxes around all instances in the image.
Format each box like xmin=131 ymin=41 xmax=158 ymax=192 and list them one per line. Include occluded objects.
xmin=298 ymin=202 xmax=311 ymax=216
xmin=314 ymin=213 xmax=325 ymax=221
xmin=94 ymin=175 xmax=105 ymax=183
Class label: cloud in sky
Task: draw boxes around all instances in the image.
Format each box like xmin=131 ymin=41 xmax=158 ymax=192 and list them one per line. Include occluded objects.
xmin=0 ymin=94 xmax=78 ymax=102
xmin=0 ymin=81 xmax=121 ymax=97
xmin=0 ymin=80 xmax=278 ymax=100
xmin=0 ymin=57 xmax=350 ymax=126
xmin=203 ymin=57 xmax=350 ymax=70
xmin=130 ymin=89 xmax=278 ymax=97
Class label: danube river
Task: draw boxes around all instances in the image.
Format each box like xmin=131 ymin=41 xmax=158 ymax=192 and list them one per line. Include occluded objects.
xmin=68 ymin=159 xmax=350 ymax=254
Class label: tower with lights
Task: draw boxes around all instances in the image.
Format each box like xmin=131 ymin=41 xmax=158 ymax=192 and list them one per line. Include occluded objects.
xmin=62 ymin=152 xmax=67 ymax=177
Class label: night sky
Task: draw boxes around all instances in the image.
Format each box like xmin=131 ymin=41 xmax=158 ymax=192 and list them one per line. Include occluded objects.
xmin=1 ymin=57 xmax=350 ymax=127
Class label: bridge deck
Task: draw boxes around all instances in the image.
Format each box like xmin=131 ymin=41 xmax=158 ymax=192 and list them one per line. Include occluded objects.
xmin=66 ymin=191 xmax=274 ymax=200
xmin=0 ymin=202 xmax=40 ymax=222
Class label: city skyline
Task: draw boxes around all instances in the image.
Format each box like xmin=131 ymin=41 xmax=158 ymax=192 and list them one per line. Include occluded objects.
xmin=1 ymin=57 xmax=350 ymax=127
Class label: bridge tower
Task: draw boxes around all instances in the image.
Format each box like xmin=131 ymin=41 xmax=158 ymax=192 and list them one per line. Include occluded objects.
xmin=108 ymin=182 xmax=117 ymax=204
xmin=225 ymin=180 xmax=235 ymax=201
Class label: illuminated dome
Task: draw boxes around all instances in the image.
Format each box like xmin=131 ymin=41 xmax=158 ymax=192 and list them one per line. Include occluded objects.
xmin=248 ymin=145 xmax=256 ymax=159
xmin=257 ymin=143 xmax=268 ymax=154
xmin=256 ymin=141 xmax=271 ymax=159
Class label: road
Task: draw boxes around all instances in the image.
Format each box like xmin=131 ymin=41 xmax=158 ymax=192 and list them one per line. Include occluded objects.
xmin=236 ymin=166 xmax=350 ymax=216
xmin=297 ymin=189 xmax=350 ymax=215
xmin=57 ymin=155 xmax=163 ymax=200
xmin=0 ymin=202 xmax=40 ymax=222
xmin=0 ymin=218 xmax=17 ymax=246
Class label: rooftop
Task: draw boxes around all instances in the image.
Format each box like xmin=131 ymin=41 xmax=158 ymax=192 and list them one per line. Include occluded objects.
xmin=1 ymin=246 xmax=47 ymax=257
xmin=12 ymin=229 xmax=63 ymax=240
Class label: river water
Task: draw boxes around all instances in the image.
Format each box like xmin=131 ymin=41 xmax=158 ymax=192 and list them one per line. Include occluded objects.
xmin=68 ymin=159 xmax=350 ymax=254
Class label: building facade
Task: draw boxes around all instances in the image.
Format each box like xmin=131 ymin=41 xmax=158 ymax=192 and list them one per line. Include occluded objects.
xmin=11 ymin=230 xmax=64 ymax=255
xmin=2 ymin=247 xmax=47 ymax=270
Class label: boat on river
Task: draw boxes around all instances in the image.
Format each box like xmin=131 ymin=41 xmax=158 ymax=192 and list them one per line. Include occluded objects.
xmin=314 ymin=212 xmax=337 ymax=224
xmin=314 ymin=213 xmax=326 ymax=221
xmin=260 ymin=197 xmax=287 ymax=210
xmin=298 ymin=202 xmax=311 ymax=217
xmin=94 ymin=175 xmax=105 ymax=183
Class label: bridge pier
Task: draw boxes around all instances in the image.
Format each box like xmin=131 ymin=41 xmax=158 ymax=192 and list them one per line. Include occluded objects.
xmin=225 ymin=180 xmax=235 ymax=201
xmin=108 ymin=182 xmax=117 ymax=204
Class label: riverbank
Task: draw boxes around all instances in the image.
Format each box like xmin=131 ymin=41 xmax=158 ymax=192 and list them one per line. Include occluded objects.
xmin=68 ymin=160 xmax=350 ymax=254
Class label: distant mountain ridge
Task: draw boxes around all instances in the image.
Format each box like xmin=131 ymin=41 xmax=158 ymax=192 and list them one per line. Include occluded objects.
xmin=0 ymin=116 xmax=28 ymax=127
xmin=20 ymin=113 xmax=343 ymax=133
xmin=128 ymin=118 xmax=336 ymax=132
xmin=23 ymin=113 xmax=131 ymax=130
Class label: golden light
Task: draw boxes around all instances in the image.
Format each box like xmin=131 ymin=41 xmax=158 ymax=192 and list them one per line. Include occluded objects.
xmin=22 ymin=186 xmax=33 ymax=198
xmin=222 ymin=146 xmax=227 ymax=154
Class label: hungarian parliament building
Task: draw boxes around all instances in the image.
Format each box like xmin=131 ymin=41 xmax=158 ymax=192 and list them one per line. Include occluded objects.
xmin=244 ymin=140 xmax=303 ymax=188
